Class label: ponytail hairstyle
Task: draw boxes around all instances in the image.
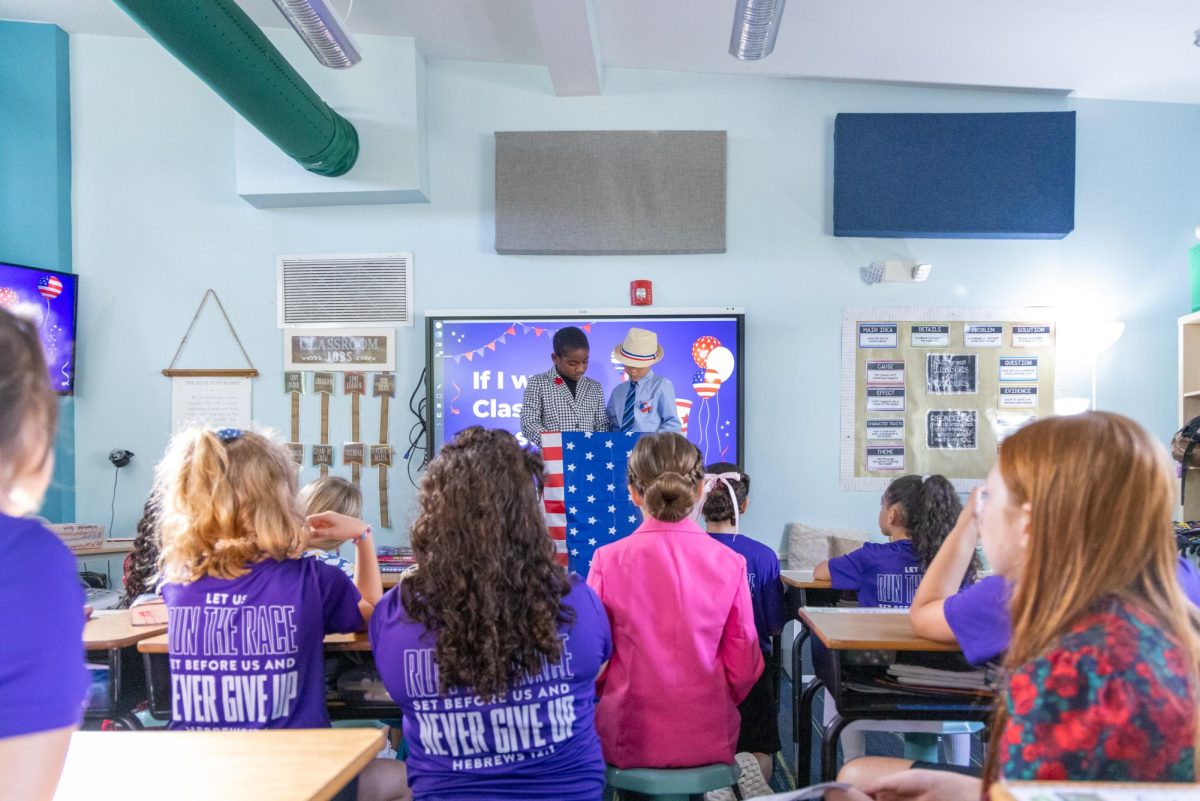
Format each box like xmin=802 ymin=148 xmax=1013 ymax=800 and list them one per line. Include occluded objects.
xmin=627 ymin=433 xmax=705 ymax=523
xmin=882 ymin=474 xmax=975 ymax=578
xmin=122 ymin=491 xmax=162 ymax=604
xmin=157 ymin=428 xmax=305 ymax=584
xmin=299 ymin=476 xmax=363 ymax=550
xmin=0 ymin=309 xmax=57 ymax=513
xmin=701 ymin=461 xmax=749 ymax=525
xmin=982 ymin=412 xmax=1200 ymax=785
xmin=402 ymin=426 xmax=573 ymax=701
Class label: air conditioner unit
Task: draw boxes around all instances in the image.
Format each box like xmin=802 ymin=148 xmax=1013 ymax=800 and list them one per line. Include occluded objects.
xmin=277 ymin=252 xmax=413 ymax=328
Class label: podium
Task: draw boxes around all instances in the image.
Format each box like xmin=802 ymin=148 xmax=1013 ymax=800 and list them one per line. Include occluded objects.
xmin=541 ymin=431 xmax=646 ymax=576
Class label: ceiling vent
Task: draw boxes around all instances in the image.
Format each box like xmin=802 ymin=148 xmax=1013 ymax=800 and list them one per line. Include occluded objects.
xmin=277 ymin=252 xmax=413 ymax=328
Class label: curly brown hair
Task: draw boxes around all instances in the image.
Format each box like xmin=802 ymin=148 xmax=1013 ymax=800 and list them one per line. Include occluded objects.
xmin=401 ymin=426 xmax=574 ymax=700
xmin=122 ymin=492 xmax=162 ymax=605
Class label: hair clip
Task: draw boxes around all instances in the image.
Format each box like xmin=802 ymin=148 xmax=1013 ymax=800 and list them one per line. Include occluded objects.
xmin=215 ymin=428 xmax=243 ymax=442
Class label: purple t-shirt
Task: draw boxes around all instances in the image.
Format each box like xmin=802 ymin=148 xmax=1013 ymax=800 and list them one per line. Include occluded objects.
xmin=943 ymin=558 xmax=1200 ymax=668
xmin=943 ymin=575 xmax=1012 ymax=666
xmin=828 ymin=540 xmax=922 ymax=608
xmin=1177 ymin=556 xmax=1200 ymax=605
xmin=161 ymin=557 xmax=362 ymax=730
xmin=370 ymin=578 xmax=612 ymax=801
xmin=708 ymin=533 xmax=787 ymax=653
xmin=0 ymin=514 xmax=89 ymax=738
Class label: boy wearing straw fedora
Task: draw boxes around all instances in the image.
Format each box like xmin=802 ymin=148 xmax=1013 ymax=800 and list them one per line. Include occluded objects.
xmin=606 ymin=328 xmax=682 ymax=434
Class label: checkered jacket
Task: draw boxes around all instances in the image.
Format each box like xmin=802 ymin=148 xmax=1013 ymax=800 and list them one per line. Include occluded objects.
xmin=520 ymin=368 xmax=611 ymax=447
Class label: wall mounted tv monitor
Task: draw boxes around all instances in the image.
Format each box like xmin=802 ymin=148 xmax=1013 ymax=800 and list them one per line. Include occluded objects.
xmin=0 ymin=262 xmax=78 ymax=395
xmin=426 ymin=309 xmax=744 ymax=464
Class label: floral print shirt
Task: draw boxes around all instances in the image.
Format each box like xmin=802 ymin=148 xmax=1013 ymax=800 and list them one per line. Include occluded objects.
xmin=1000 ymin=597 xmax=1196 ymax=782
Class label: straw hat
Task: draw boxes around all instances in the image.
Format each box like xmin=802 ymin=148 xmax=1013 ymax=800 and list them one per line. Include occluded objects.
xmin=613 ymin=328 xmax=664 ymax=367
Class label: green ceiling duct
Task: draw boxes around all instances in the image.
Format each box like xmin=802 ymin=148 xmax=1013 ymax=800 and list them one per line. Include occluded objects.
xmin=113 ymin=0 xmax=358 ymax=177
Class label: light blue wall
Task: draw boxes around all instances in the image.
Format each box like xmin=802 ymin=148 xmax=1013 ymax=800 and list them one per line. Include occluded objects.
xmin=0 ymin=21 xmax=74 ymax=523
xmin=68 ymin=34 xmax=1200 ymax=550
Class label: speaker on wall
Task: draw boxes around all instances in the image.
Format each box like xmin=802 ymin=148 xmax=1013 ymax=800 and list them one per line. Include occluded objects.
xmin=833 ymin=111 xmax=1076 ymax=240
xmin=495 ymin=130 xmax=727 ymax=256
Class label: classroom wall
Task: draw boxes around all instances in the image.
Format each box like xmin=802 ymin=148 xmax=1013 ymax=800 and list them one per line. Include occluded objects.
xmin=0 ymin=21 xmax=75 ymax=523
xmin=66 ymin=33 xmax=1200 ymax=550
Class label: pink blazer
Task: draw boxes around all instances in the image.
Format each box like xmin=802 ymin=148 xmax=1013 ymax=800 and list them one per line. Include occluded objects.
xmin=587 ymin=516 xmax=764 ymax=769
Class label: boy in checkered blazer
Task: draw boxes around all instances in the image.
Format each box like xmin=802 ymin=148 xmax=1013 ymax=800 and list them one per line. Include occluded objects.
xmin=520 ymin=326 xmax=610 ymax=447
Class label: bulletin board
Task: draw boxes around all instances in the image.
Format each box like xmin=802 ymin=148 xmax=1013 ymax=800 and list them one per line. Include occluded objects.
xmin=840 ymin=307 xmax=1056 ymax=492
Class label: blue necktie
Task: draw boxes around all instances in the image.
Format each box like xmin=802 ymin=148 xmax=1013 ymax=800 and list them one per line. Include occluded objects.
xmin=622 ymin=381 xmax=638 ymax=432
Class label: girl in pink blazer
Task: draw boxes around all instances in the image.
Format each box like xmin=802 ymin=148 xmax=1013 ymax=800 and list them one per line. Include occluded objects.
xmin=587 ymin=433 xmax=763 ymax=769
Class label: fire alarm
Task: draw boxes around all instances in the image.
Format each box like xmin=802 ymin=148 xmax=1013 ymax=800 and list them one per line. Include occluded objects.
xmin=630 ymin=279 xmax=653 ymax=306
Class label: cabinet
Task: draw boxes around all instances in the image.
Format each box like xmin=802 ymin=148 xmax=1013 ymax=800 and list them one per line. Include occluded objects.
xmin=1178 ymin=312 xmax=1200 ymax=519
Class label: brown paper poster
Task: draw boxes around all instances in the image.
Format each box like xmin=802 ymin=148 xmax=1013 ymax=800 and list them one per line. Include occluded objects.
xmin=841 ymin=307 xmax=1057 ymax=492
xmin=344 ymin=373 xmax=366 ymax=485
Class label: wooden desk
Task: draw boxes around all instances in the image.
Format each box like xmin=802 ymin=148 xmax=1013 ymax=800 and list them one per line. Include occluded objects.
xmin=84 ymin=610 xmax=167 ymax=650
xmin=138 ymin=630 xmax=395 ymax=721
xmin=81 ymin=611 xmax=166 ymax=730
xmin=794 ymin=607 xmax=984 ymax=785
xmin=782 ymin=569 xmax=832 ymax=590
xmin=797 ymin=607 xmax=960 ymax=652
xmin=991 ymin=782 xmax=1200 ymax=801
xmin=53 ymin=729 xmax=383 ymax=801
xmin=137 ymin=630 xmax=371 ymax=654
xmin=72 ymin=541 xmax=135 ymax=557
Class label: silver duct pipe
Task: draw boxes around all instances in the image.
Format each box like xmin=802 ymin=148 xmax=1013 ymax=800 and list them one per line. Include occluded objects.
xmin=271 ymin=0 xmax=361 ymax=68
xmin=729 ymin=0 xmax=788 ymax=61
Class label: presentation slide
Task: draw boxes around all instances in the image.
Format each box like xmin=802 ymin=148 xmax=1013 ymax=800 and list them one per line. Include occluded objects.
xmin=0 ymin=262 xmax=77 ymax=394
xmin=428 ymin=313 xmax=743 ymax=464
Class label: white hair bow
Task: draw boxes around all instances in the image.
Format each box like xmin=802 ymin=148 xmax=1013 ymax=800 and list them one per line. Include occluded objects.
xmin=700 ymin=471 xmax=742 ymax=533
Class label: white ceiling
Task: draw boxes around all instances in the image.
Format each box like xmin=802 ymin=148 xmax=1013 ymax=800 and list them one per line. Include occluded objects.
xmin=3 ymin=0 xmax=1200 ymax=104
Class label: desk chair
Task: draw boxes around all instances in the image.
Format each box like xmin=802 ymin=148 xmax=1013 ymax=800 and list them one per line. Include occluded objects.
xmin=606 ymin=762 xmax=742 ymax=801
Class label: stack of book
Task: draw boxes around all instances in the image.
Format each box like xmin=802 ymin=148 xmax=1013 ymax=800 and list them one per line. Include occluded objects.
xmin=377 ymin=546 xmax=416 ymax=574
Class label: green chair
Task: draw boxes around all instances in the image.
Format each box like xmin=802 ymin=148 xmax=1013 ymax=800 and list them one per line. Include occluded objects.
xmin=605 ymin=762 xmax=743 ymax=801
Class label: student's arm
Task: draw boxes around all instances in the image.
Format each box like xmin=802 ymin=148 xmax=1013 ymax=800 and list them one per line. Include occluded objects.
xmin=0 ymin=727 xmax=74 ymax=801
xmin=656 ymin=379 xmax=681 ymax=433
xmin=720 ymin=562 xmax=765 ymax=703
xmin=909 ymin=488 xmax=980 ymax=643
xmin=862 ymin=768 xmax=982 ymax=801
xmin=306 ymin=511 xmax=381 ymax=621
xmin=813 ymin=560 xmax=832 ymax=581
xmin=605 ymin=385 xmax=621 ymax=430
xmin=520 ymin=378 xmax=543 ymax=446
xmin=592 ymin=382 xmax=611 ymax=432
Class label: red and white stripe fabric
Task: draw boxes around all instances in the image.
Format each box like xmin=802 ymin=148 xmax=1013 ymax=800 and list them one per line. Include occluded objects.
xmin=540 ymin=431 xmax=568 ymax=565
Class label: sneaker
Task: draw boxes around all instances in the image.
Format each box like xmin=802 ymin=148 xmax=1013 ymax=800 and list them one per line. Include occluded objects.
xmin=704 ymin=752 xmax=773 ymax=800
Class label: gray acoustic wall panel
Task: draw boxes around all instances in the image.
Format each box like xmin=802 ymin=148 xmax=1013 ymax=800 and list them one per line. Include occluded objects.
xmin=495 ymin=130 xmax=727 ymax=255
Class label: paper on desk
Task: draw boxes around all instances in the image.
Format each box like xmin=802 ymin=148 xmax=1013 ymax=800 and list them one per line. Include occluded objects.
xmin=1002 ymin=785 xmax=1200 ymax=801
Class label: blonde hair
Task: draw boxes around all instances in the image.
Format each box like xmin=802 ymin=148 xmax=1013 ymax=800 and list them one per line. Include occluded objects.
xmin=984 ymin=412 xmax=1200 ymax=783
xmin=157 ymin=428 xmax=305 ymax=583
xmin=299 ymin=476 xmax=362 ymax=550
xmin=627 ymin=433 xmax=704 ymax=523
xmin=0 ymin=309 xmax=57 ymax=507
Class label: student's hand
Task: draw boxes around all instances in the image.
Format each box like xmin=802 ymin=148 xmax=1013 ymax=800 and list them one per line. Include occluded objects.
xmin=951 ymin=488 xmax=981 ymax=545
xmin=863 ymin=770 xmax=981 ymax=801
xmin=825 ymin=788 xmax=874 ymax=801
xmin=305 ymin=511 xmax=371 ymax=543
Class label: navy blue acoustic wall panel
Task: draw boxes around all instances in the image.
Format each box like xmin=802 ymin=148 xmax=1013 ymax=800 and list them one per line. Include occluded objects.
xmin=833 ymin=111 xmax=1075 ymax=239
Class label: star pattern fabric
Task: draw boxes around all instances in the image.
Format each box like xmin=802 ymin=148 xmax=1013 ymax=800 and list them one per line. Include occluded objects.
xmin=543 ymin=430 xmax=645 ymax=576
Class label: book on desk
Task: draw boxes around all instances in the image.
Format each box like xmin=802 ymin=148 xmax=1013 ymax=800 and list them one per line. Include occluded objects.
xmin=129 ymin=593 xmax=167 ymax=626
